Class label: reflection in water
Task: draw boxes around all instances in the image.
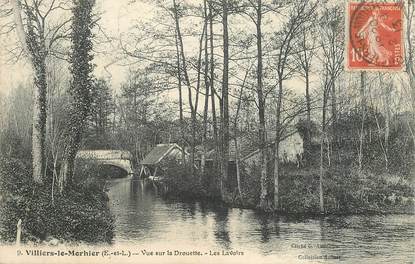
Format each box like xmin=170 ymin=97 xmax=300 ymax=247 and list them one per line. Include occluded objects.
xmin=259 ymin=214 xmax=271 ymax=243
xmin=107 ymin=178 xmax=415 ymax=263
xmin=213 ymin=207 xmax=231 ymax=249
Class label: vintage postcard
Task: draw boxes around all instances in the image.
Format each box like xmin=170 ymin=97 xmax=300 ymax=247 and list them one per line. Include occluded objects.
xmin=0 ymin=0 xmax=414 ymax=263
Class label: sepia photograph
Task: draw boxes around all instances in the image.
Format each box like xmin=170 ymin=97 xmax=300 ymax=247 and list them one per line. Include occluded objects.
xmin=0 ymin=0 xmax=414 ymax=263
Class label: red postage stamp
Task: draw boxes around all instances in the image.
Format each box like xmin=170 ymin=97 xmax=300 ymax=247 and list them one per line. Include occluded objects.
xmin=347 ymin=2 xmax=404 ymax=71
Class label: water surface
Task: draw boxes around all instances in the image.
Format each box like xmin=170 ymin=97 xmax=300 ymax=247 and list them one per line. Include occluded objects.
xmin=107 ymin=178 xmax=415 ymax=263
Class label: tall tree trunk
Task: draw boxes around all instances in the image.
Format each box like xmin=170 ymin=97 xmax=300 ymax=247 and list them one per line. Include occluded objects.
xmin=234 ymin=138 xmax=242 ymax=198
xmin=233 ymin=74 xmax=246 ymax=201
xmin=319 ymin=87 xmax=328 ymax=214
xmin=173 ymin=0 xmax=196 ymax=167
xmin=190 ymin=23 xmax=206 ymax=176
xmin=221 ymin=0 xmax=230 ymax=198
xmin=201 ymin=0 xmax=210 ymax=178
xmin=331 ymin=81 xmax=337 ymax=164
xmin=209 ymin=0 xmax=219 ymax=168
xmin=31 ymin=55 xmax=47 ymax=184
xmin=173 ymin=9 xmax=185 ymax=162
xmin=13 ymin=0 xmax=48 ymax=184
xmin=11 ymin=0 xmax=28 ymax=55
xmin=256 ymin=0 xmax=270 ymax=211
xmin=379 ymin=74 xmax=390 ymax=170
xmin=305 ymin=69 xmax=311 ymax=136
xmin=59 ymin=0 xmax=95 ymax=192
xmin=300 ymin=28 xmax=313 ymax=161
xmin=273 ymin=77 xmax=283 ymax=211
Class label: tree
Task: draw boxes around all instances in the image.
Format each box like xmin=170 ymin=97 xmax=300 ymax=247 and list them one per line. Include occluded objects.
xmin=201 ymin=0 xmax=210 ymax=177
xmin=317 ymin=5 xmax=344 ymax=213
xmin=170 ymin=0 xmax=208 ymax=173
xmin=272 ymin=0 xmax=317 ymax=211
xmin=84 ymin=78 xmax=114 ymax=149
xmin=118 ymin=69 xmax=161 ymax=164
xmin=293 ymin=19 xmax=318 ymax=159
xmin=59 ymin=0 xmax=95 ymax=192
xmin=7 ymin=0 xmax=71 ymax=184
xmin=221 ymin=0 xmax=230 ymax=198
xmin=232 ymin=66 xmax=251 ymax=200
xmin=245 ymin=0 xmax=271 ymax=211
xmin=208 ymin=0 xmax=219 ymax=169
xmin=45 ymin=57 xmax=70 ymax=202
xmin=358 ymin=71 xmax=366 ymax=173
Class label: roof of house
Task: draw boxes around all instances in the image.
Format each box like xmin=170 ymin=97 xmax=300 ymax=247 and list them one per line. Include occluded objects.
xmin=141 ymin=143 xmax=183 ymax=165
xmin=195 ymin=138 xmax=262 ymax=162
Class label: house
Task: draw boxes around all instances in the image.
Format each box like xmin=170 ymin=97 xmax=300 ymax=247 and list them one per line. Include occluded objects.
xmin=242 ymin=132 xmax=304 ymax=168
xmin=139 ymin=143 xmax=186 ymax=179
xmin=196 ymin=131 xmax=304 ymax=168
xmin=193 ymin=130 xmax=303 ymax=188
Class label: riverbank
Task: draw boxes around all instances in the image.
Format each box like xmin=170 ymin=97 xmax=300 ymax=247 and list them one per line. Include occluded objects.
xmin=160 ymin=162 xmax=415 ymax=215
xmin=0 ymin=158 xmax=114 ymax=244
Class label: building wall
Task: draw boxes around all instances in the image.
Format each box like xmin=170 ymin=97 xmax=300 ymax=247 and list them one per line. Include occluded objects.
xmin=242 ymin=132 xmax=303 ymax=168
xmin=169 ymin=148 xmax=183 ymax=161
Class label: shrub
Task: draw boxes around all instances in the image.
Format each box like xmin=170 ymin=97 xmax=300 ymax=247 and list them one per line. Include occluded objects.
xmin=73 ymin=158 xmax=108 ymax=193
xmin=201 ymin=165 xmax=221 ymax=200
xmin=238 ymin=163 xmax=261 ymax=207
xmin=162 ymin=159 xmax=206 ymax=199
xmin=279 ymin=168 xmax=320 ymax=214
xmin=0 ymin=157 xmax=114 ymax=244
xmin=324 ymin=166 xmax=414 ymax=214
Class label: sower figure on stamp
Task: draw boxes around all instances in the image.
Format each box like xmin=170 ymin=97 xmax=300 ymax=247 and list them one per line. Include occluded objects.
xmin=357 ymin=8 xmax=398 ymax=66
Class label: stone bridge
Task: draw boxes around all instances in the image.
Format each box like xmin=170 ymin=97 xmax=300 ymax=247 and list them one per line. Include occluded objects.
xmin=76 ymin=150 xmax=134 ymax=175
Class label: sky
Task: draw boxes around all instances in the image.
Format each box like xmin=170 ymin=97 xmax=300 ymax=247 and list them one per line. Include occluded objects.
xmin=0 ymin=0 xmax=156 ymax=97
xmin=0 ymin=0 xmax=363 ymax=104
xmin=93 ymin=0 xmax=156 ymax=89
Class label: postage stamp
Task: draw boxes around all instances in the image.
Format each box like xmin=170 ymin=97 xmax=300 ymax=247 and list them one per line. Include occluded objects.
xmin=346 ymin=1 xmax=404 ymax=71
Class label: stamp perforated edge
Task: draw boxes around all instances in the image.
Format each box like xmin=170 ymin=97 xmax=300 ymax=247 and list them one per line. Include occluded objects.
xmin=344 ymin=0 xmax=405 ymax=72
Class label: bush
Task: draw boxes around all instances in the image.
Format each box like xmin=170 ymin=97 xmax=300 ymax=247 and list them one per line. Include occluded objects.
xmin=279 ymin=168 xmax=320 ymax=214
xmin=239 ymin=162 xmax=414 ymax=214
xmin=143 ymin=155 xmax=414 ymax=215
xmin=73 ymin=158 xmax=108 ymax=193
xmin=201 ymin=165 xmax=222 ymax=200
xmin=0 ymin=157 xmax=114 ymax=244
xmin=162 ymin=159 xmax=207 ymax=199
xmin=162 ymin=159 xmax=261 ymax=204
xmin=237 ymin=163 xmax=261 ymax=208
xmin=0 ymin=130 xmax=32 ymax=164
xmin=324 ymin=166 xmax=414 ymax=214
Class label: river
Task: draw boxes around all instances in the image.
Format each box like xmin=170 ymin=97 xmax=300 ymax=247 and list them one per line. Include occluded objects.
xmin=107 ymin=178 xmax=415 ymax=263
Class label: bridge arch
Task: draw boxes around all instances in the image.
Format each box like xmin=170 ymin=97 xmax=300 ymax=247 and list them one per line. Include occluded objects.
xmin=100 ymin=159 xmax=133 ymax=174
xmin=76 ymin=150 xmax=134 ymax=177
xmin=99 ymin=163 xmax=130 ymax=178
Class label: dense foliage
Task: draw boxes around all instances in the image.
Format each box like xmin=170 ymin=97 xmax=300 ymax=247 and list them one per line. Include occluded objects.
xmin=0 ymin=157 xmax=114 ymax=244
xmin=159 ymin=107 xmax=415 ymax=215
xmin=161 ymin=159 xmax=211 ymax=200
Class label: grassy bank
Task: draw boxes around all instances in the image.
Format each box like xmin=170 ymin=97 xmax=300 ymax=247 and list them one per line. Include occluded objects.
xmin=0 ymin=158 xmax=114 ymax=244
xmin=159 ymin=159 xmax=414 ymax=215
